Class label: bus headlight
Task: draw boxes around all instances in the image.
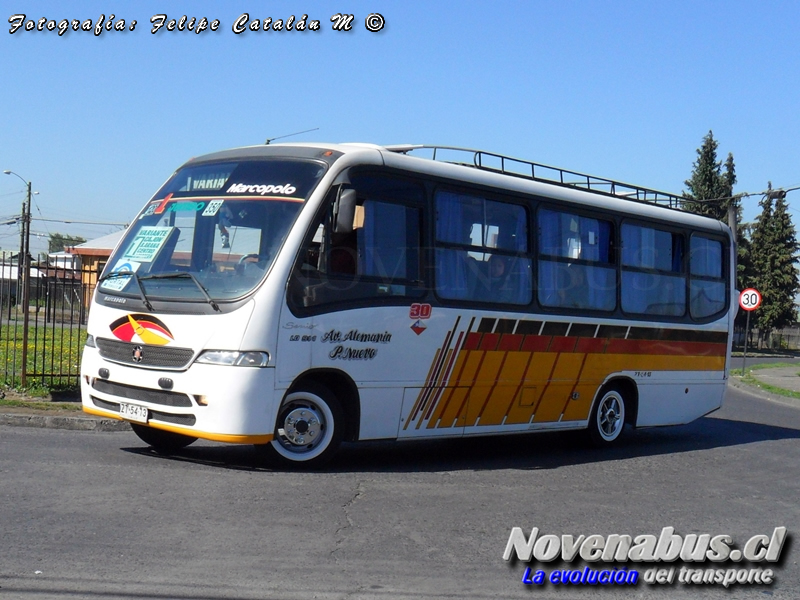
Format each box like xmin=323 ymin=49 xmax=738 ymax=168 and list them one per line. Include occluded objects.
xmin=85 ymin=334 xmax=96 ymax=348
xmin=195 ymin=350 xmax=270 ymax=367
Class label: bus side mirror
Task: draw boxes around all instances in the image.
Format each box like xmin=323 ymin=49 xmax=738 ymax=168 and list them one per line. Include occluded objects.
xmin=333 ymin=189 xmax=357 ymax=234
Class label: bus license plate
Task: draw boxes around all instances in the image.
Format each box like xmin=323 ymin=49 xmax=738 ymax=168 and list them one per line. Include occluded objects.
xmin=119 ymin=402 xmax=148 ymax=423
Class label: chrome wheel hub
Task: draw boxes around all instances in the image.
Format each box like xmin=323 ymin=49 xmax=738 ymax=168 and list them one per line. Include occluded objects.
xmin=280 ymin=406 xmax=323 ymax=447
xmin=599 ymin=397 xmax=622 ymax=437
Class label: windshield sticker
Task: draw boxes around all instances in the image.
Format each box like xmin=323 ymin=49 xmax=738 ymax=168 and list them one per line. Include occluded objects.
xmin=141 ymin=199 xmax=207 ymax=219
xmin=202 ymin=199 xmax=224 ymax=217
xmin=121 ymin=226 xmax=174 ymax=263
xmin=110 ymin=313 xmax=174 ymax=346
xmin=226 ymin=183 xmax=297 ymax=196
xmin=189 ymin=173 xmax=230 ymax=191
xmin=140 ymin=202 xmax=158 ymax=219
xmin=153 ymin=193 xmax=173 ymax=215
xmin=100 ymin=259 xmax=141 ymax=292
xmin=165 ymin=201 xmax=205 ymax=213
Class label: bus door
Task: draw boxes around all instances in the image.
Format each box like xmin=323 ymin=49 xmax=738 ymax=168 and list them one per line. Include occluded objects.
xmin=286 ymin=173 xmax=429 ymax=434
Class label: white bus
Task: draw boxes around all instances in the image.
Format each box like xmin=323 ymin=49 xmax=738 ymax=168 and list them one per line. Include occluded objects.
xmin=81 ymin=143 xmax=734 ymax=467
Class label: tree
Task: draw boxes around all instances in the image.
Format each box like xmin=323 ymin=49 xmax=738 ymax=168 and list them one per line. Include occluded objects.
xmin=684 ymin=130 xmax=738 ymax=221
xmin=748 ymin=185 xmax=800 ymax=345
xmin=683 ymin=131 xmax=750 ymax=291
xmin=48 ymin=233 xmax=86 ymax=253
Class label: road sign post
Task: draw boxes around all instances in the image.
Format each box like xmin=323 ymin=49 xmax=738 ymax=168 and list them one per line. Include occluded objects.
xmin=739 ymin=288 xmax=761 ymax=376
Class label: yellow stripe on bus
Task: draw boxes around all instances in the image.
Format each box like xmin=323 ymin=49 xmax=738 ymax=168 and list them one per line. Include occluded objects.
xmin=422 ymin=349 xmax=726 ymax=429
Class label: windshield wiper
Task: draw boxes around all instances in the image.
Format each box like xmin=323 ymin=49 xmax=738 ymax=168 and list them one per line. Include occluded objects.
xmin=98 ymin=270 xmax=154 ymax=311
xmin=139 ymin=272 xmax=221 ymax=312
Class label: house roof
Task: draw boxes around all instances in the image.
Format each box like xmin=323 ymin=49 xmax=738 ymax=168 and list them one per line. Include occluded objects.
xmin=67 ymin=229 xmax=126 ymax=257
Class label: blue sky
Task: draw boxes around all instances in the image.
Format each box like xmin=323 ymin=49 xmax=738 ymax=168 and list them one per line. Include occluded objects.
xmin=2 ymin=1 xmax=799 ymax=255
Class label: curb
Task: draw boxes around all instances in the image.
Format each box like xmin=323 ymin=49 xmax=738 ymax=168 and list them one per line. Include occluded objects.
xmin=727 ymin=376 xmax=800 ymax=407
xmin=0 ymin=412 xmax=129 ymax=432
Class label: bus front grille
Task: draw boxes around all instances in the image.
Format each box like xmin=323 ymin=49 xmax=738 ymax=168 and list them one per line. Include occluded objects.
xmin=91 ymin=396 xmax=119 ymax=412
xmin=150 ymin=411 xmax=196 ymax=427
xmin=92 ymin=379 xmax=193 ymax=407
xmin=96 ymin=338 xmax=195 ymax=370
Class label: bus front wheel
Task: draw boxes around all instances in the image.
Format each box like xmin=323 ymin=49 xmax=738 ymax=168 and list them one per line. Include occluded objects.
xmin=130 ymin=423 xmax=197 ymax=453
xmin=257 ymin=383 xmax=344 ymax=469
xmin=588 ymin=386 xmax=627 ymax=446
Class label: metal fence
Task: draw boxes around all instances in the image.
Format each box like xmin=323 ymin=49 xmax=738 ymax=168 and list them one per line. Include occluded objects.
xmin=735 ymin=327 xmax=800 ymax=351
xmin=0 ymin=252 xmax=96 ymax=391
xmin=733 ymin=326 xmax=800 ymax=351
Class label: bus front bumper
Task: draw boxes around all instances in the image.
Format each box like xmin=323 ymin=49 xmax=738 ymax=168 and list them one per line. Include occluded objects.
xmin=80 ymin=347 xmax=278 ymax=445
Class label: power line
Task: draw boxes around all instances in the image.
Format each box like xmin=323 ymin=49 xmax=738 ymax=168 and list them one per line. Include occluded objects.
xmin=31 ymin=217 xmax=128 ymax=226
xmin=32 ymin=196 xmax=51 ymax=239
xmin=686 ymin=185 xmax=800 ymax=205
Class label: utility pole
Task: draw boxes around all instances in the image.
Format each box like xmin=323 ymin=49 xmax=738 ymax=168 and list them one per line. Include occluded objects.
xmin=20 ymin=180 xmax=32 ymax=387
xmin=18 ymin=191 xmax=26 ymax=305
xmin=727 ymin=204 xmax=737 ymax=286
xmin=4 ymin=171 xmax=33 ymax=387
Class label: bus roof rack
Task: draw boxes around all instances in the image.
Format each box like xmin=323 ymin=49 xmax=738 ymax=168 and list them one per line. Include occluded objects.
xmin=384 ymin=145 xmax=686 ymax=210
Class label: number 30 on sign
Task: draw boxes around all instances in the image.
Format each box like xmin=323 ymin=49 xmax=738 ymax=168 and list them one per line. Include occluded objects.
xmin=739 ymin=288 xmax=761 ymax=311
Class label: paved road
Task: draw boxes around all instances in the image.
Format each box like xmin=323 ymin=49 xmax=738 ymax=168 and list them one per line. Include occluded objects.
xmin=1 ymin=384 xmax=798 ymax=600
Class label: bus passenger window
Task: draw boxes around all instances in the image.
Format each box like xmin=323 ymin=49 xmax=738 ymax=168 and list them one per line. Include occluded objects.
xmin=537 ymin=208 xmax=616 ymax=311
xmin=689 ymin=235 xmax=726 ymax=318
xmin=434 ymin=191 xmax=531 ymax=305
xmin=620 ymin=224 xmax=686 ymax=317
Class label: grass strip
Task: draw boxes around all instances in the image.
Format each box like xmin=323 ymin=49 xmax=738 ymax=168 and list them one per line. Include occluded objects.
xmin=0 ymin=399 xmax=82 ymax=411
xmin=734 ymin=363 xmax=800 ymax=401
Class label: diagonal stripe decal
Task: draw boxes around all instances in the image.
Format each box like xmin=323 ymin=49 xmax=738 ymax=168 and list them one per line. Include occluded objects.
xmin=410 ymin=316 xmax=728 ymax=430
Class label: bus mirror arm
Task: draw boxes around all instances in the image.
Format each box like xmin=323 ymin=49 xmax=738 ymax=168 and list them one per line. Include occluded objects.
xmin=333 ymin=188 xmax=357 ymax=234
xmin=332 ymin=170 xmax=351 ymax=185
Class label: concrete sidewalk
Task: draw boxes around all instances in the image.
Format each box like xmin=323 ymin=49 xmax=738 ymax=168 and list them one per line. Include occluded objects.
xmin=746 ymin=366 xmax=800 ymax=393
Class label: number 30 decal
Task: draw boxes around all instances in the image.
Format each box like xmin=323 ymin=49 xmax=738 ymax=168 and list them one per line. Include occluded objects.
xmin=409 ymin=303 xmax=432 ymax=319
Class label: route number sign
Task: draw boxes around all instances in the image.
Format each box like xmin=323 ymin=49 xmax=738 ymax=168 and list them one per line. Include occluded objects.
xmin=739 ymin=288 xmax=761 ymax=311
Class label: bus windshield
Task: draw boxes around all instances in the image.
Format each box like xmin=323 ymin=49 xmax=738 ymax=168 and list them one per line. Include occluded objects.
xmin=99 ymin=158 xmax=326 ymax=303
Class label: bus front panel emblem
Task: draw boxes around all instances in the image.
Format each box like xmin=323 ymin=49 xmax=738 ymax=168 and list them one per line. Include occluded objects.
xmin=132 ymin=345 xmax=144 ymax=363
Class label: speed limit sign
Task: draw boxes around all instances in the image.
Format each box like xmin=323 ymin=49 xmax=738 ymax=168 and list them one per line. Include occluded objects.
xmin=739 ymin=288 xmax=761 ymax=311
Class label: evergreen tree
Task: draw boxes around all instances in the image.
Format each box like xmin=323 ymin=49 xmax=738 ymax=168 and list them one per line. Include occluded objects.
xmin=683 ymin=130 xmax=751 ymax=292
xmin=684 ymin=131 xmax=739 ymax=221
xmin=736 ymin=222 xmax=755 ymax=291
xmin=748 ymin=185 xmax=800 ymax=344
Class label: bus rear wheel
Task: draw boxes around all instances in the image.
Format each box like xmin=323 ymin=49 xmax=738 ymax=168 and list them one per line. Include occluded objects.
xmin=588 ymin=386 xmax=627 ymax=446
xmin=130 ymin=423 xmax=197 ymax=453
xmin=257 ymin=383 xmax=344 ymax=469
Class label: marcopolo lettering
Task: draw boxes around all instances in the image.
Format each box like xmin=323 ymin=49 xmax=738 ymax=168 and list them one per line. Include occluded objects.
xmin=226 ymin=183 xmax=298 ymax=196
